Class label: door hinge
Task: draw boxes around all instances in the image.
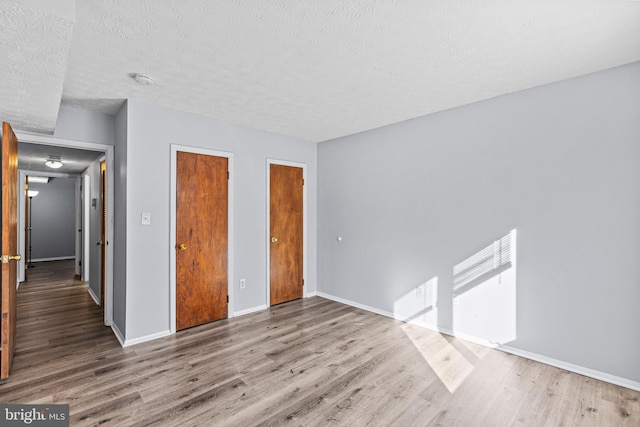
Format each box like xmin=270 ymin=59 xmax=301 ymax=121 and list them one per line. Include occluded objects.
xmin=302 ymin=178 xmax=305 ymax=186
xmin=227 ymin=171 xmax=230 ymax=180
xmin=226 ymin=295 xmax=229 ymax=303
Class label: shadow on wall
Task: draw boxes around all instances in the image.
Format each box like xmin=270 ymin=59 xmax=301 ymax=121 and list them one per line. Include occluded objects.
xmin=393 ymin=229 xmax=517 ymax=393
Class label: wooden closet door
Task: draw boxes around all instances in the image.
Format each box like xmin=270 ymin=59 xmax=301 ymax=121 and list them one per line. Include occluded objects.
xmin=270 ymin=164 xmax=303 ymax=306
xmin=176 ymin=152 xmax=228 ymax=330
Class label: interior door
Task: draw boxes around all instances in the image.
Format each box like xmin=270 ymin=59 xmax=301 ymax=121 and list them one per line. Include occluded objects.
xmin=269 ymin=164 xmax=303 ymax=306
xmin=24 ymin=176 xmax=29 ymax=281
xmin=176 ymin=152 xmax=228 ymax=330
xmin=1 ymin=122 xmax=20 ymax=379
xmin=100 ymin=160 xmax=106 ymax=310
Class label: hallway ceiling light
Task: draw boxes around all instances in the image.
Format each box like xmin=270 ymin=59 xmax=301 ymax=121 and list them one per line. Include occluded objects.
xmin=28 ymin=176 xmax=49 ymax=183
xmin=45 ymin=156 xmax=63 ymax=169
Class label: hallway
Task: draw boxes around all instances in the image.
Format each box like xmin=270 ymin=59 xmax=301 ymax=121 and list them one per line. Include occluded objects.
xmin=1 ymin=260 xmax=125 ymax=411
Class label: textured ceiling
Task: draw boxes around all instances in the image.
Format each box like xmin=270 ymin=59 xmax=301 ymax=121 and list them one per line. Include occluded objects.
xmin=0 ymin=0 xmax=74 ymax=133
xmin=3 ymin=1 xmax=640 ymax=142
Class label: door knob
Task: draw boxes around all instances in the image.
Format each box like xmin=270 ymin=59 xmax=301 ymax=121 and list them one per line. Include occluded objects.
xmin=271 ymin=237 xmax=278 ymax=243
xmin=2 ymin=254 xmax=21 ymax=264
xmin=177 ymin=243 xmax=187 ymax=251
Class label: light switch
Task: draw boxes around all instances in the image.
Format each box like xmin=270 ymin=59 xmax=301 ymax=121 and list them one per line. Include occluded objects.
xmin=141 ymin=212 xmax=151 ymax=225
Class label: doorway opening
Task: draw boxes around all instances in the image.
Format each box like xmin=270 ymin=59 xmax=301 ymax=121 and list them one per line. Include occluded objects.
xmin=16 ymin=132 xmax=114 ymax=327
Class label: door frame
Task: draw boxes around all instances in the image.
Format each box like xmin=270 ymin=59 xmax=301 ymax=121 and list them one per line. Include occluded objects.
xmin=17 ymin=169 xmax=80 ymax=284
xmin=266 ymin=159 xmax=307 ymax=307
xmin=15 ymin=132 xmax=115 ymax=327
xmin=169 ymin=144 xmax=234 ymax=334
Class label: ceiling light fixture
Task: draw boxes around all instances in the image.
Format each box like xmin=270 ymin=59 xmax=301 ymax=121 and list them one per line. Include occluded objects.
xmin=28 ymin=176 xmax=50 ymax=184
xmin=45 ymin=156 xmax=63 ymax=169
xmin=132 ymin=73 xmax=154 ymax=86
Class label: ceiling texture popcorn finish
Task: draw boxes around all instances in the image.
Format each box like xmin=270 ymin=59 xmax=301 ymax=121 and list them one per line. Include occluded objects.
xmin=0 ymin=1 xmax=74 ymax=133
xmin=2 ymin=0 xmax=640 ymax=142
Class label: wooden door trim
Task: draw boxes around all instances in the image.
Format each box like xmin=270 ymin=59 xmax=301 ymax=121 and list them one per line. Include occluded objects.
xmin=266 ymin=159 xmax=307 ymax=307
xmin=169 ymin=144 xmax=234 ymax=334
xmin=15 ymin=132 xmax=114 ymax=328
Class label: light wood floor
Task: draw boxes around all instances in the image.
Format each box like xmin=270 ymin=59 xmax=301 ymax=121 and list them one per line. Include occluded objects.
xmin=1 ymin=260 xmax=638 ymax=426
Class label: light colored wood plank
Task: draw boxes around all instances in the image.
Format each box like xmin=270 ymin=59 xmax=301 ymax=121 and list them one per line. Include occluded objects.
xmin=1 ymin=260 xmax=638 ymax=427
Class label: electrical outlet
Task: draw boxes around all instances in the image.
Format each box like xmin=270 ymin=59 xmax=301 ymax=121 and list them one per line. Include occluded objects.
xmin=239 ymin=279 xmax=246 ymax=289
xmin=141 ymin=212 xmax=151 ymax=225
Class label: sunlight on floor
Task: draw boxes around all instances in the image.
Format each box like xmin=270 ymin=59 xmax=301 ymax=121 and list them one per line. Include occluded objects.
xmin=401 ymin=323 xmax=476 ymax=393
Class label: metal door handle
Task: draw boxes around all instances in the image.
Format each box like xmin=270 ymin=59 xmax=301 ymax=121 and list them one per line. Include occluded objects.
xmin=271 ymin=237 xmax=278 ymax=243
xmin=2 ymin=254 xmax=21 ymax=263
xmin=177 ymin=243 xmax=187 ymax=251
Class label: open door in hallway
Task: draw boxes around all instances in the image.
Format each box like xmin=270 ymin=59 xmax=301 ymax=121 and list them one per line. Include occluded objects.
xmin=1 ymin=122 xmax=20 ymax=379
xmin=175 ymin=152 xmax=228 ymax=330
xmin=269 ymin=164 xmax=303 ymax=306
xmin=100 ymin=160 xmax=106 ymax=311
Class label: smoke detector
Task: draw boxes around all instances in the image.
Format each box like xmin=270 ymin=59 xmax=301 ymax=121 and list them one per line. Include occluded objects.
xmin=132 ymin=73 xmax=154 ymax=86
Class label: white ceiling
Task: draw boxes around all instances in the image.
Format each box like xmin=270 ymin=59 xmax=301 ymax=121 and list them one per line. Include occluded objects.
xmin=2 ymin=0 xmax=640 ymax=142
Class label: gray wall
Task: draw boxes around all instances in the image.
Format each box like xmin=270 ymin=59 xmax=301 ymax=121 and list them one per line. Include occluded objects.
xmin=317 ymin=61 xmax=640 ymax=383
xmin=55 ymin=106 xmax=116 ymax=146
xmin=19 ymin=105 xmax=116 ymax=146
xmin=123 ymin=100 xmax=317 ymax=341
xmin=113 ymin=102 xmax=128 ymax=336
xmin=28 ymin=177 xmax=75 ymax=260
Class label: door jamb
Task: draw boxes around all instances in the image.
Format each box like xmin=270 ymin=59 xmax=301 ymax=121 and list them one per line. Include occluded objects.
xmin=15 ymin=132 xmax=115 ymax=327
xmin=266 ymin=159 xmax=307 ymax=307
xmin=169 ymin=144 xmax=234 ymax=334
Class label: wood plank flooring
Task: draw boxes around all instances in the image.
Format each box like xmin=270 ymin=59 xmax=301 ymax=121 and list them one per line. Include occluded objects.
xmin=1 ymin=260 xmax=639 ymax=426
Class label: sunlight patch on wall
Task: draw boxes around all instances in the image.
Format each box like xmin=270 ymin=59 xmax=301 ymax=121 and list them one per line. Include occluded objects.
xmin=452 ymin=229 xmax=517 ymax=345
xmin=393 ymin=276 xmax=438 ymax=326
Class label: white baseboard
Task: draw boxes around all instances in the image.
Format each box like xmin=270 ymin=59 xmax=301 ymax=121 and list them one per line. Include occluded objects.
xmin=304 ymin=291 xmax=318 ymax=298
xmin=317 ymin=292 xmax=395 ymax=319
xmin=111 ymin=322 xmax=125 ymax=347
xmin=316 ymin=291 xmax=640 ymax=392
xmin=496 ymin=344 xmax=640 ymax=392
xmin=86 ymin=284 xmax=100 ymax=306
xmin=31 ymin=256 xmax=75 ymax=262
xmin=123 ymin=330 xmax=171 ymax=347
xmin=234 ymin=304 xmax=268 ymax=317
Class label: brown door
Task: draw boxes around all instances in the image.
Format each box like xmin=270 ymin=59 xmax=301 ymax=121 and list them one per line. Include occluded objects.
xmin=176 ymin=152 xmax=228 ymax=330
xmin=100 ymin=160 xmax=106 ymax=310
xmin=270 ymin=164 xmax=303 ymax=305
xmin=24 ymin=176 xmax=29 ymax=281
xmin=1 ymin=122 xmax=20 ymax=379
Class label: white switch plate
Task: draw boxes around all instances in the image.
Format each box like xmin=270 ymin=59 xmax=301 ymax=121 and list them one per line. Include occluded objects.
xmin=141 ymin=212 xmax=151 ymax=225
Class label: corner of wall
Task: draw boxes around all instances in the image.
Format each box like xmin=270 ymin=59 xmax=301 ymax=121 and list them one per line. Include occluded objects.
xmin=112 ymin=101 xmax=128 ymax=337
